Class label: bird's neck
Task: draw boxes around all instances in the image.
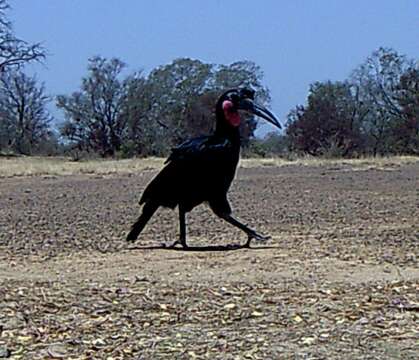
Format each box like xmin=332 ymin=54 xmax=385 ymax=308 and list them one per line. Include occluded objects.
xmin=214 ymin=108 xmax=241 ymax=146
xmin=214 ymin=96 xmax=242 ymax=147
xmin=214 ymin=123 xmax=241 ymax=146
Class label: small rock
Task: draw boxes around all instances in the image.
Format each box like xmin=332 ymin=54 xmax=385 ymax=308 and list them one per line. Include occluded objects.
xmin=0 ymin=346 xmax=11 ymax=358
xmin=223 ymin=303 xmax=236 ymax=310
xmin=47 ymin=345 xmax=68 ymax=358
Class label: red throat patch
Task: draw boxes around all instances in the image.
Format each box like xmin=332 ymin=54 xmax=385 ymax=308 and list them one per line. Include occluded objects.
xmin=222 ymin=100 xmax=241 ymax=127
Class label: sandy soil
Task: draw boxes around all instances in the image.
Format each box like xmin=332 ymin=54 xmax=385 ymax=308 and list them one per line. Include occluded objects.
xmin=0 ymin=159 xmax=418 ymax=359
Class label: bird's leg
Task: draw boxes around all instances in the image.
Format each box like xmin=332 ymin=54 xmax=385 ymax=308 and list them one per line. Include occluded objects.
xmin=168 ymin=206 xmax=188 ymax=249
xmin=221 ymin=214 xmax=270 ymax=247
xmin=178 ymin=207 xmax=188 ymax=248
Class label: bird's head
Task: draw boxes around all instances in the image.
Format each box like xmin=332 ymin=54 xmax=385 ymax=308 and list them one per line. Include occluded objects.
xmin=216 ymin=88 xmax=282 ymax=132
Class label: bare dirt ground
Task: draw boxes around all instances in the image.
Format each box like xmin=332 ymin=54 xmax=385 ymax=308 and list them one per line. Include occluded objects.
xmin=0 ymin=158 xmax=418 ymax=359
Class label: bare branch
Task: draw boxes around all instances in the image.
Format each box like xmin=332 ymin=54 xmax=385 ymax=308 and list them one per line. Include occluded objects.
xmin=0 ymin=1 xmax=46 ymax=72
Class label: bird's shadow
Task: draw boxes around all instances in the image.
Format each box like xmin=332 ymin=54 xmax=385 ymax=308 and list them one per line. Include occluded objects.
xmin=127 ymin=243 xmax=277 ymax=252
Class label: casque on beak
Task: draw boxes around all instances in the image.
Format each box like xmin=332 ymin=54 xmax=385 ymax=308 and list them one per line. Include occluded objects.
xmin=239 ymin=98 xmax=282 ymax=129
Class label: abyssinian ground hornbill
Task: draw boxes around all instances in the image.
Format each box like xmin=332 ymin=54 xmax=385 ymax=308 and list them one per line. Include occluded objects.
xmin=126 ymin=88 xmax=281 ymax=248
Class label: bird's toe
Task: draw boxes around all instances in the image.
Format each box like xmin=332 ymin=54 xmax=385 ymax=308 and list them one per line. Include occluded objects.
xmin=167 ymin=240 xmax=189 ymax=249
xmin=249 ymin=232 xmax=270 ymax=242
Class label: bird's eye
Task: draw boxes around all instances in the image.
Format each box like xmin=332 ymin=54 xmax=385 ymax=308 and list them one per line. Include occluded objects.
xmin=240 ymin=88 xmax=255 ymax=100
xmin=230 ymin=94 xmax=240 ymax=103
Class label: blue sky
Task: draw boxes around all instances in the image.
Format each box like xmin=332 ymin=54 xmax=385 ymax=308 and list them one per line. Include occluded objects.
xmin=11 ymin=0 xmax=419 ymax=134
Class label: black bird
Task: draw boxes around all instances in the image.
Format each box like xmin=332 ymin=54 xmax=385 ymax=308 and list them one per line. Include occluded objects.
xmin=126 ymin=88 xmax=282 ymax=248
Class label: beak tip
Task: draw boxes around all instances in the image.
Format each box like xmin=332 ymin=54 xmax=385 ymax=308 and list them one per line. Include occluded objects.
xmin=248 ymin=101 xmax=282 ymax=130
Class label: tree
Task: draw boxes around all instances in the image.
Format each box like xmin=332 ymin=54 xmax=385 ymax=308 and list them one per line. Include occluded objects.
xmin=123 ymin=58 xmax=271 ymax=155
xmin=143 ymin=58 xmax=213 ymax=144
xmin=390 ymin=64 xmax=419 ymax=154
xmin=120 ymin=58 xmax=215 ymax=156
xmin=120 ymin=74 xmax=168 ymax=156
xmin=285 ymin=48 xmax=418 ymax=157
xmin=0 ymin=0 xmax=45 ymax=72
xmin=57 ymin=57 xmax=129 ymax=156
xmin=0 ymin=70 xmax=53 ymax=154
xmin=286 ymin=81 xmax=366 ymax=157
xmin=0 ymin=0 xmax=47 ymax=154
xmin=57 ymin=57 xmax=272 ymax=157
xmin=243 ymin=132 xmax=289 ymax=158
xmin=351 ymin=47 xmax=412 ymax=155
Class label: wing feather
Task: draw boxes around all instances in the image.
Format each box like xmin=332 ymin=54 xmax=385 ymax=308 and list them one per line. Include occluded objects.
xmin=165 ymin=135 xmax=231 ymax=164
xmin=139 ymin=135 xmax=233 ymax=207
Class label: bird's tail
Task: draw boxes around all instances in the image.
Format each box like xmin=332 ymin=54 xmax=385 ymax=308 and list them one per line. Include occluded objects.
xmin=126 ymin=202 xmax=159 ymax=242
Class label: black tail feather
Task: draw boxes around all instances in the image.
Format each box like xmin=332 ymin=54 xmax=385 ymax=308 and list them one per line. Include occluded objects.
xmin=126 ymin=202 xmax=159 ymax=242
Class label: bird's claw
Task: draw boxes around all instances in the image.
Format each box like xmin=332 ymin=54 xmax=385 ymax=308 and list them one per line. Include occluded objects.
xmin=167 ymin=240 xmax=179 ymax=249
xmin=167 ymin=240 xmax=188 ymax=249
xmin=250 ymin=231 xmax=271 ymax=241
xmin=245 ymin=232 xmax=271 ymax=247
xmin=226 ymin=243 xmax=242 ymax=250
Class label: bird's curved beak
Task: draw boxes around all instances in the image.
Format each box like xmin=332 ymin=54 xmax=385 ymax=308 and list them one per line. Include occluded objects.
xmin=239 ymin=99 xmax=282 ymax=129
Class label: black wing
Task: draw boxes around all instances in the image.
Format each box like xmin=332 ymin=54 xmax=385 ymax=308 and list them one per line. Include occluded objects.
xmin=139 ymin=135 xmax=233 ymax=206
xmin=165 ymin=135 xmax=232 ymax=164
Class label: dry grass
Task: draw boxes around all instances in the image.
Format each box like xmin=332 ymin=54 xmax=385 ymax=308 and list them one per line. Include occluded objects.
xmin=240 ymin=155 xmax=419 ymax=169
xmin=0 ymin=155 xmax=418 ymax=178
xmin=0 ymin=156 xmax=164 ymax=178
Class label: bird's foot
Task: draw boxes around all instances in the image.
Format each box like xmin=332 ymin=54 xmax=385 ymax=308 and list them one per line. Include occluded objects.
xmin=126 ymin=234 xmax=137 ymax=243
xmin=245 ymin=231 xmax=271 ymax=247
xmin=166 ymin=239 xmax=188 ymax=249
xmin=226 ymin=243 xmax=243 ymax=250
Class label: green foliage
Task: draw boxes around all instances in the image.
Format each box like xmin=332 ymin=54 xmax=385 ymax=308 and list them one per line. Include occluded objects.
xmin=244 ymin=132 xmax=289 ymax=158
xmin=286 ymin=48 xmax=418 ymax=157
xmin=390 ymin=64 xmax=419 ymax=154
xmin=133 ymin=58 xmax=271 ymax=151
xmin=286 ymin=81 xmax=365 ymax=157
xmin=59 ymin=57 xmax=271 ymax=158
